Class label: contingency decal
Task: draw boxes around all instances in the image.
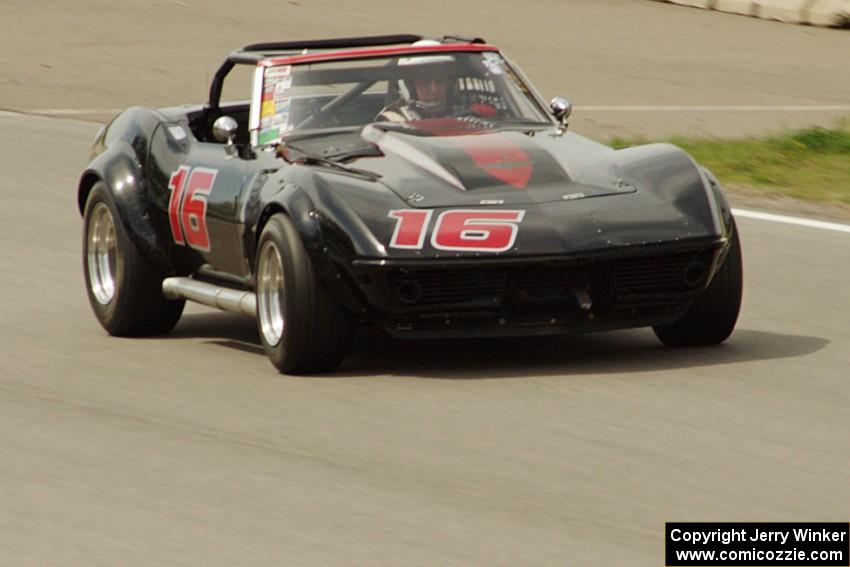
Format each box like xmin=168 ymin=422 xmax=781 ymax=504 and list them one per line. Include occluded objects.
xmin=388 ymin=209 xmax=525 ymax=253
xmin=167 ymin=166 xmax=217 ymax=251
xmin=258 ymin=65 xmax=293 ymax=145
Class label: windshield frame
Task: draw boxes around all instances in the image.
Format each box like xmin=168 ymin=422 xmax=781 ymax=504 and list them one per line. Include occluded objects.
xmin=249 ymin=46 xmax=556 ymax=148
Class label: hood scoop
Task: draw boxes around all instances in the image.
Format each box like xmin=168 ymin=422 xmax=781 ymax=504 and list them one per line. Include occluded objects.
xmin=362 ymin=124 xmax=465 ymax=191
xmin=361 ymin=122 xmax=636 ymax=208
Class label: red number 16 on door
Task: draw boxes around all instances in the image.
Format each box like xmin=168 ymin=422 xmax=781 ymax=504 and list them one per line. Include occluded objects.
xmin=167 ymin=165 xmax=217 ymax=252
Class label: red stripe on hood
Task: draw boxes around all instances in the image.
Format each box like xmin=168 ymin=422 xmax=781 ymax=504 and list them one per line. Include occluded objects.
xmin=404 ymin=119 xmax=534 ymax=189
xmin=452 ymin=133 xmax=533 ymax=189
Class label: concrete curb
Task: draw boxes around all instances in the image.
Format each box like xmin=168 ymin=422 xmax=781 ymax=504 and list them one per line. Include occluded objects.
xmin=654 ymin=0 xmax=850 ymax=27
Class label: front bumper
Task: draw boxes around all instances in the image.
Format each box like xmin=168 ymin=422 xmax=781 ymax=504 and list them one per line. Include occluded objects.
xmin=342 ymin=240 xmax=725 ymax=338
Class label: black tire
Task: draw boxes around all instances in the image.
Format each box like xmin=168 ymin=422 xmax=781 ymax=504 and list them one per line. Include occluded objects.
xmin=255 ymin=213 xmax=354 ymax=374
xmin=653 ymin=219 xmax=743 ymax=347
xmin=82 ymin=182 xmax=184 ymax=336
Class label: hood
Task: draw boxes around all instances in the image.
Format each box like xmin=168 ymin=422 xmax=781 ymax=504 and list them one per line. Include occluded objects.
xmin=358 ymin=121 xmax=636 ymax=208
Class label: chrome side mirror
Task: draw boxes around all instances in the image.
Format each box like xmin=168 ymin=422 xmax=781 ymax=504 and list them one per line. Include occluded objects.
xmin=549 ymin=97 xmax=572 ymax=132
xmin=212 ymin=116 xmax=238 ymax=154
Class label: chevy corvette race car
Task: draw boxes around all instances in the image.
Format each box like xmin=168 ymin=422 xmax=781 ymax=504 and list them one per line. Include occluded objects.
xmin=78 ymin=34 xmax=742 ymax=374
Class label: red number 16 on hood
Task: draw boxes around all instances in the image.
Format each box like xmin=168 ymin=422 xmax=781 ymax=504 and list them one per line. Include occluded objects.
xmin=388 ymin=209 xmax=525 ymax=253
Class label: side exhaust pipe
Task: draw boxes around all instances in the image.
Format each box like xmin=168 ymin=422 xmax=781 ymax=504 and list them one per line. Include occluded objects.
xmin=162 ymin=277 xmax=257 ymax=318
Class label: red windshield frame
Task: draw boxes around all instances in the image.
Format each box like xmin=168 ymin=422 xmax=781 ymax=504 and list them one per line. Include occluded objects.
xmin=262 ymin=43 xmax=500 ymax=67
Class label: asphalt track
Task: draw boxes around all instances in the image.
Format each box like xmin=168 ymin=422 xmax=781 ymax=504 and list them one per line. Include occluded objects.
xmin=2 ymin=1 xmax=849 ymax=565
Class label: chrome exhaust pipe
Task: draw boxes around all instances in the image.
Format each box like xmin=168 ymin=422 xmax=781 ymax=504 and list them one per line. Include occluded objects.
xmin=162 ymin=277 xmax=257 ymax=318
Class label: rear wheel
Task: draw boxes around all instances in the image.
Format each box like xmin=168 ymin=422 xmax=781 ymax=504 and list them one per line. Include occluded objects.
xmin=256 ymin=213 xmax=354 ymax=374
xmin=653 ymin=219 xmax=743 ymax=346
xmin=82 ymin=182 xmax=184 ymax=336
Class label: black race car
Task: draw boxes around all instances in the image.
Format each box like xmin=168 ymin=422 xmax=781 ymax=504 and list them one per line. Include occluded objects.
xmin=78 ymin=34 xmax=742 ymax=374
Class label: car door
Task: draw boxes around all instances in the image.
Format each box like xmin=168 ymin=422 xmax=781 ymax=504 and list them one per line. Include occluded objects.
xmin=147 ymin=121 xmax=252 ymax=277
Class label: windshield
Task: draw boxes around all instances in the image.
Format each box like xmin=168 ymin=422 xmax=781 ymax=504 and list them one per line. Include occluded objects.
xmin=253 ymin=51 xmax=552 ymax=146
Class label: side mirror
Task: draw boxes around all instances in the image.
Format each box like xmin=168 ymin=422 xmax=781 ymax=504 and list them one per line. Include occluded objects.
xmin=212 ymin=115 xmax=238 ymax=145
xmin=549 ymin=97 xmax=572 ymax=131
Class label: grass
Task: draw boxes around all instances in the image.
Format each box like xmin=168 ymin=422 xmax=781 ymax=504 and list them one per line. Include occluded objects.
xmin=609 ymin=122 xmax=850 ymax=205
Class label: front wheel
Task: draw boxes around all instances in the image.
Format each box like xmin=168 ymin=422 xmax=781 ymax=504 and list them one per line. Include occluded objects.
xmin=653 ymin=219 xmax=743 ymax=346
xmin=82 ymin=182 xmax=184 ymax=336
xmin=256 ymin=213 xmax=354 ymax=374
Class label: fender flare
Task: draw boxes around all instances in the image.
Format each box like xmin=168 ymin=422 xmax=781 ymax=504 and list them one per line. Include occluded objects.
xmin=252 ymin=176 xmax=373 ymax=313
xmin=615 ymin=142 xmax=728 ymax=238
xmin=78 ymin=145 xmax=174 ymax=274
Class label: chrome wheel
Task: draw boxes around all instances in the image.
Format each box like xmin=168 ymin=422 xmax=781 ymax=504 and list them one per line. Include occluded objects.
xmin=86 ymin=202 xmax=120 ymax=305
xmin=257 ymin=240 xmax=285 ymax=346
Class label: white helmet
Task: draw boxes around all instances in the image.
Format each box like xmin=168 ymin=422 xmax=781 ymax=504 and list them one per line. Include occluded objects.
xmin=396 ymin=40 xmax=455 ymax=115
xmin=398 ymin=39 xmax=454 ymax=66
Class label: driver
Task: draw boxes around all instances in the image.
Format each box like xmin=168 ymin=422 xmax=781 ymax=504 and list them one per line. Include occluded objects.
xmin=378 ymin=73 xmax=451 ymax=122
xmin=376 ymin=40 xmax=499 ymax=124
xmin=377 ymin=40 xmax=454 ymax=122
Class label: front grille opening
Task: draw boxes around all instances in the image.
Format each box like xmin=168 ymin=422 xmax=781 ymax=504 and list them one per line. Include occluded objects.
xmin=394 ymin=280 xmax=423 ymax=304
xmin=613 ymin=252 xmax=713 ymax=295
xmin=384 ymin=250 xmax=715 ymax=309
xmin=683 ymin=262 xmax=708 ymax=288
xmin=391 ymin=269 xmax=509 ymax=306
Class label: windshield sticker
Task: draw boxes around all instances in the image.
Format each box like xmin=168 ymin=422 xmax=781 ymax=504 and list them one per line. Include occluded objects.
xmin=482 ymin=52 xmax=504 ymax=75
xmin=258 ymin=128 xmax=280 ymax=145
xmin=503 ymin=66 xmax=531 ymax=95
xmin=274 ymin=77 xmax=293 ymax=99
xmin=261 ymin=99 xmax=276 ymax=118
xmin=265 ymin=65 xmax=291 ymax=79
xmin=258 ymin=66 xmax=294 ymax=145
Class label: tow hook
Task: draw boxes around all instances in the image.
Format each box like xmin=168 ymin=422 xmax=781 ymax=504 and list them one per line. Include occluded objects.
xmin=574 ymin=288 xmax=593 ymax=312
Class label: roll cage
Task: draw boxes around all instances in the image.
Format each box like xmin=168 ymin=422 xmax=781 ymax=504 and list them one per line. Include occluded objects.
xmin=203 ymin=34 xmax=554 ymax=153
xmin=208 ymin=34 xmax=487 ymax=113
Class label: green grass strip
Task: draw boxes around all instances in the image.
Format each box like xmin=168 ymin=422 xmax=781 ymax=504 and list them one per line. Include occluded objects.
xmin=610 ymin=122 xmax=850 ymax=204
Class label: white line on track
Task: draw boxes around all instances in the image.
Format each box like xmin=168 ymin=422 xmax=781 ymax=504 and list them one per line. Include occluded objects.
xmin=579 ymin=105 xmax=850 ymax=112
xmin=576 ymin=104 xmax=850 ymax=112
xmin=732 ymin=208 xmax=850 ymax=234
xmin=26 ymin=108 xmax=124 ymax=115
